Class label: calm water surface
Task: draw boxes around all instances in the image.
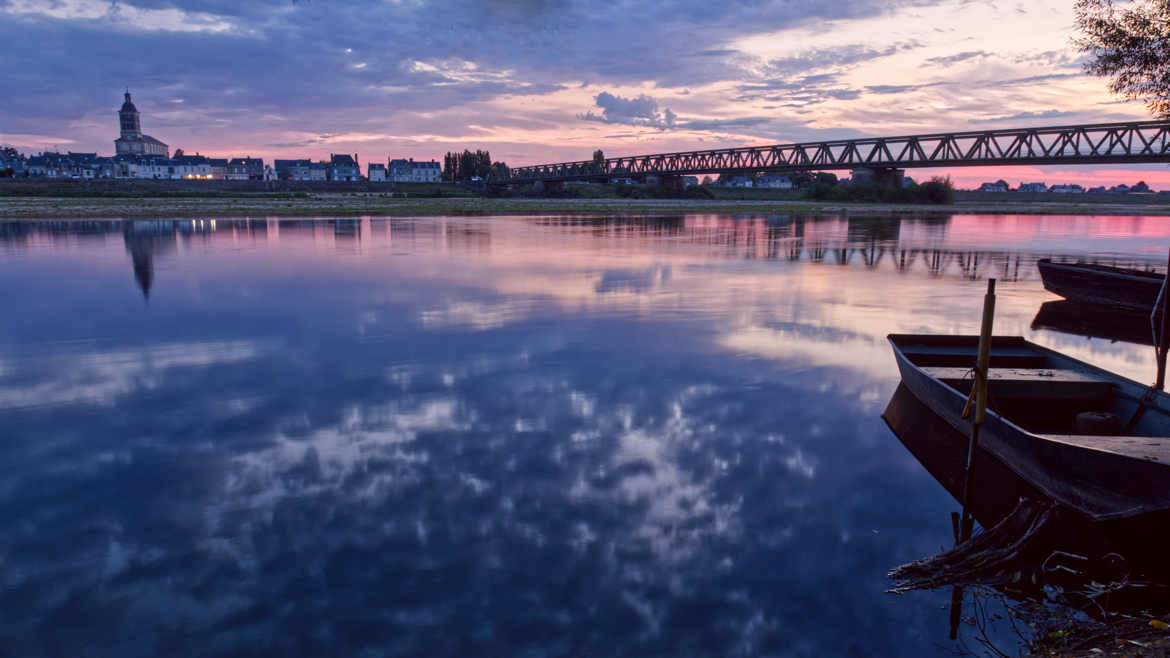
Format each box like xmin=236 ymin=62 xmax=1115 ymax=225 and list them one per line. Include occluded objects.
xmin=1 ymin=214 xmax=1167 ymax=656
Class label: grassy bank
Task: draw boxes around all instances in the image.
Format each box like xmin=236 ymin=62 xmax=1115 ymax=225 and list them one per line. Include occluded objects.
xmin=2 ymin=193 xmax=1170 ymax=219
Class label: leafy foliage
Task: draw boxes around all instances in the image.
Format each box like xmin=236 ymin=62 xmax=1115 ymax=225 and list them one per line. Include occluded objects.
xmin=613 ymin=183 xmax=714 ymax=199
xmin=806 ymin=175 xmax=954 ymax=204
xmin=1075 ymin=0 xmax=1170 ymax=117
xmin=592 ymin=149 xmax=606 ymax=172
xmin=442 ymin=150 xmax=509 ymax=182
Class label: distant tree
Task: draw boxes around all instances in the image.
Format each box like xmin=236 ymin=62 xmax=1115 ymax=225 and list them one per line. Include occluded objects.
xmin=919 ymin=176 xmax=956 ymax=204
xmin=1134 ymin=180 xmax=1151 ymax=192
xmin=1075 ymin=0 xmax=1170 ymax=117
xmin=701 ymin=175 xmax=713 ymax=185
xmin=448 ymin=149 xmax=494 ymax=181
xmin=457 ymin=150 xmax=474 ymax=180
xmin=173 ymin=148 xmax=185 ymax=158
xmin=813 ymin=172 xmax=838 ymax=185
xmin=442 ymin=152 xmax=458 ymax=182
xmin=788 ymin=172 xmax=814 ymax=188
xmin=477 ymin=150 xmax=492 ymax=178
xmin=592 ymin=149 xmax=605 ymax=172
xmin=490 ymin=161 xmax=510 ymax=180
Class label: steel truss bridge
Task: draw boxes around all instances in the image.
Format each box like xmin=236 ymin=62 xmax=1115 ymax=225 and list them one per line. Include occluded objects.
xmin=509 ymin=120 xmax=1170 ymax=182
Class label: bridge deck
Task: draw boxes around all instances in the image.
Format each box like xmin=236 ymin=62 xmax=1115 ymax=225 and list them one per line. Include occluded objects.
xmin=509 ymin=120 xmax=1170 ymax=183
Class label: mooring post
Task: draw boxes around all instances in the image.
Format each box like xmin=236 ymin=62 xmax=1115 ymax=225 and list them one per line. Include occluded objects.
xmin=959 ymin=278 xmax=996 ymax=542
xmin=947 ymin=278 xmax=997 ymax=640
xmin=1156 ymin=249 xmax=1170 ymax=391
xmin=948 ymin=586 xmax=963 ymax=640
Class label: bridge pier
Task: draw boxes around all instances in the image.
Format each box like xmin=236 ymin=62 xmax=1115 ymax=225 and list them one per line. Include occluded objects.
xmin=851 ymin=167 xmax=905 ymax=188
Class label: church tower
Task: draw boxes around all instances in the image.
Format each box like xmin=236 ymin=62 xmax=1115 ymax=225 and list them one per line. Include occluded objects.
xmin=114 ymin=90 xmax=168 ymax=157
xmin=119 ymin=92 xmax=141 ymax=138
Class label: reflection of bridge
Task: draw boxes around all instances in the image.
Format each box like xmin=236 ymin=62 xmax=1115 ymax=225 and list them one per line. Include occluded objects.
xmin=534 ymin=215 xmax=1167 ymax=280
xmin=2 ymin=217 xmax=1165 ymax=289
xmin=510 ymin=121 xmax=1170 ymax=183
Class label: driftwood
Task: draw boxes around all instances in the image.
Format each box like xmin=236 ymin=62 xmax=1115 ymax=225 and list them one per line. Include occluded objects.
xmin=888 ymin=498 xmax=1060 ymax=593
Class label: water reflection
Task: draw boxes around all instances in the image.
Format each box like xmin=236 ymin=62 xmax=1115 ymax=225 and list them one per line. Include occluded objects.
xmin=1032 ymin=300 xmax=1156 ymax=346
xmin=0 ymin=214 xmax=1166 ymax=656
xmin=123 ymin=221 xmax=178 ymax=298
xmin=5 ymin=215 xmax=1165 ymax=289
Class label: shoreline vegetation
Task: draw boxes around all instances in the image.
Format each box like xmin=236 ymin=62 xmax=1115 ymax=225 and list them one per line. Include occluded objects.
xmin=2 ymin=180 xmax=1169 ymax=218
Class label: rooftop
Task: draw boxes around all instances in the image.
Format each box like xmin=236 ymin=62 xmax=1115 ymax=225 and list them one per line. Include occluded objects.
xmin=115 ymin=134 xmax=167 ymax=147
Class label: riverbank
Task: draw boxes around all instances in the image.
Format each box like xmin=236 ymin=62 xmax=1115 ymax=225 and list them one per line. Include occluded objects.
xmin=3 ymin=194 xmax=1170 ymax=218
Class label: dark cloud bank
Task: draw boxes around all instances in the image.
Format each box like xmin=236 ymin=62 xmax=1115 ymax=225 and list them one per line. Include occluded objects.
xmin=1 ymin=0 xmax=957 ymax=145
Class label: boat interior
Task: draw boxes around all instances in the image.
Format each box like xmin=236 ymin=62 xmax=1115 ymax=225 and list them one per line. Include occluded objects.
xmin=891 ymin=335 xmax=1170 ymax=459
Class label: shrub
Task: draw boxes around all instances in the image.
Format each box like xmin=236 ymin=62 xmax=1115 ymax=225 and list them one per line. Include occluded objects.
xmin=917 ymin=176 xmax=955 ymax=204
xmin=828 ymin=185 xmax=852 ymax=202
xmin=807 ymin=182 xmax=834 ymax=200
xmin=802 ymin=176 xmax=954 ymax=204
xmin=682 ymin=184 xmax=715 ymax=199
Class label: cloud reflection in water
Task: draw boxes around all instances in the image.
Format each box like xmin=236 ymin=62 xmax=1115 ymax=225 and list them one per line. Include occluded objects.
xmin=1 ymin=214 xmax=1164 ymax=656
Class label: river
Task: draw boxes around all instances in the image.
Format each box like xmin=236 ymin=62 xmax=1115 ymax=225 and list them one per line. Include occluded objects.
xmin=0 ymin=214 xmax=1166 ymax=656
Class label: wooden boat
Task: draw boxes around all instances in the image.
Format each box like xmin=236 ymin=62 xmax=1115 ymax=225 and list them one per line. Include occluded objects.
xmin=1031 ymin=300 xmax=1154 ymax=346
xmin=884 ymin=334 xmax=1170 ymax=576
xmin=1037 ymin=258 xmax=1164 ymax=311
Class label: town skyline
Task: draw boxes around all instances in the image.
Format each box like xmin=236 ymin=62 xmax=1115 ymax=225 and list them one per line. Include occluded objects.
xmin=3 ymin=0 xmax=1169 ymax=188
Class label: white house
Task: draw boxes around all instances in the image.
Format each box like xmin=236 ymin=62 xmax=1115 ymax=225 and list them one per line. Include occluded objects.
xmin=170 ymin=155 xmax=212 ymax=179
xmin=979 ymin=181 xmax=1010 ymax=192
xmin=756 ymin=175 xmax=793 ymax=189
xmin=1017 ymin=182 xmax=1048 ymax=193
xmin=126 ymin=156 xmax=171 ymax=179
xmin=389 ymin=158 xmax=441 ymax=183
xmin=368 ymin=163 xmax=387 ymax=181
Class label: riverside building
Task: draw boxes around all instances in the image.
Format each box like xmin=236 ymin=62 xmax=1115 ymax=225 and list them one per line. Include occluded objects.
xmin=114 ymin=92 xmax=168 ymax=157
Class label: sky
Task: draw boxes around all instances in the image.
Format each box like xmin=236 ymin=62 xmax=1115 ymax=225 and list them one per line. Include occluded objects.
xmin=1 ymin=0 xmax=1168 ymax=188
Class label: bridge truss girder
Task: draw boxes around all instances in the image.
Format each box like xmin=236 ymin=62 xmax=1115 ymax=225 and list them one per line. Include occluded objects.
xmin=509 ymin=121 xmax=1170 ymax=182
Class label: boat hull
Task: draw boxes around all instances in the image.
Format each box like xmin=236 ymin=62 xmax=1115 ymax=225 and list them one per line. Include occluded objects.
xmin=883 ymin=381 xmax=1170 ymax=579
xmin=886 ymin=334 xmax=1170 ymax=579
xmin=1031 ymin=300 xmax=1154 ymax=346
xmin=889 ymin=336 xmax=1170 ymax=521
xmin=1037 ymin=258 xmax=1164 ymax=311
